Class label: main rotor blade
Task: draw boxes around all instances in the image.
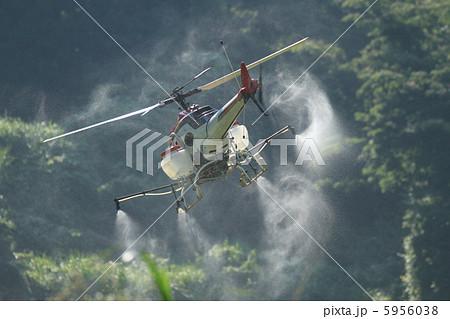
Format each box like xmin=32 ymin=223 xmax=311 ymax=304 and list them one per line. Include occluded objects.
xmin=194 ymin=67 xmax=212 ymax=80
xmin=172 ymin=67 xmax=212 ymax=96
xmin=198 ymin=37 xmax=308 ymax=91
xmin=43 ymin=103 xmax=162 ymax=143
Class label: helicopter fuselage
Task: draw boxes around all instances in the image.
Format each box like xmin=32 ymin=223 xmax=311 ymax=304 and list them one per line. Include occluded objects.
xmin=160 ymin=86 xmax=253 ymax=181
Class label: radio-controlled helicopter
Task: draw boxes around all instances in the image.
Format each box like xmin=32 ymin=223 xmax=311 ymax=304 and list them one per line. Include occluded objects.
xmin=44 ymin=37 xmax=308 ymax=213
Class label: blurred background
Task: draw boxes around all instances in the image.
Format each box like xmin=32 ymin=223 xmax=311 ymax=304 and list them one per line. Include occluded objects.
xmin=0 ymin=0 xmax=448 ymax=300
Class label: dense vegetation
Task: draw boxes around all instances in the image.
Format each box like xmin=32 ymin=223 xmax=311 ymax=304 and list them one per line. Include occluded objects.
xmin=0 ymin=0 xmax=448 ymax=300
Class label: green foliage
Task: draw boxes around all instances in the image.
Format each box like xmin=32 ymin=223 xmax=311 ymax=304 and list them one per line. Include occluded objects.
xmin=16 ymin=241 xmax=258 ymax=300
xmin=0 ymin=208 xmax=15 ymax=254
xmin=141 ymin=252 xmax=173 ymax=301
xmin=0 ymin=0 xmax=448 ymax=301
xmin=401 ymin=198 xmax=450 ymax=300
xmin=0 ymin=117 xmax=110 ymax=253
xmin=343 ymin=0 xmax=450 ymax=300
xmin=0 ymin=208 xmax=28 ymax=300
xmin=196 ymin=240 xmax=259 ymax=299
xmin=17 ymin=251 xmax=137 ymax=300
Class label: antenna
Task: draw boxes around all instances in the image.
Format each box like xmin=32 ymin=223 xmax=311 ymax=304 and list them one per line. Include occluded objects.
xmin=220 ymin=40 xmax=240 ymax=89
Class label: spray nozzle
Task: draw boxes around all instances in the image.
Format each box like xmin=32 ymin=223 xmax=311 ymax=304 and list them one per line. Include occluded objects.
xmin=114 ymin=198 xmax=121 ymax=210
xmin=288 ymin=125 xmax=296 ymax=136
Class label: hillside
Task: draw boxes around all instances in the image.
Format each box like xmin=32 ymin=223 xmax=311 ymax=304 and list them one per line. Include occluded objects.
xmin=0 ymin=0 xmax=448 ymax=301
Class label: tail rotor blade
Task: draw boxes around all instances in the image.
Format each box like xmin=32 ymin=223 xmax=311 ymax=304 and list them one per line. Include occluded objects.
xmin=258 ymin=64 xmax=263 ymax=105
xmin=251 ymin=95 xmax=268 ymax=116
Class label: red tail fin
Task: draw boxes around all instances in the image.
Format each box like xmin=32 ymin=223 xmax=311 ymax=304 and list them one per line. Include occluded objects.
xmin=240 ymin=62 xmax=258 ymax=95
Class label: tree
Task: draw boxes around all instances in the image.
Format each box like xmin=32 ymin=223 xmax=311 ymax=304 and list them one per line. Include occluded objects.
xmin=345 ymin=0 xmax=450 ymax=300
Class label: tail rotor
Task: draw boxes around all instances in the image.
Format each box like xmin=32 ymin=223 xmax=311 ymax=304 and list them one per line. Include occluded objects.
xmin=240 ymin=62 xmax=268 ymax=116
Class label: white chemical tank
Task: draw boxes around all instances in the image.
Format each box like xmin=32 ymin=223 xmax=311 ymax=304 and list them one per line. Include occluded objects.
xmin=160 ymin=147 xmax=195 ymax=180
xmin=228 ymin=125 xmax=249 ymax=151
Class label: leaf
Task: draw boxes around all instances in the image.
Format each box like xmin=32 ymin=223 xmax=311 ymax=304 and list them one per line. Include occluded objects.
xmin=141 ymin=252 xmax=173 ymax=301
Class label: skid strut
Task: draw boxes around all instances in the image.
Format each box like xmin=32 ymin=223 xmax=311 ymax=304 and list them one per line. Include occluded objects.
xmin=114 ymin=183 xmax=182 ymax=210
